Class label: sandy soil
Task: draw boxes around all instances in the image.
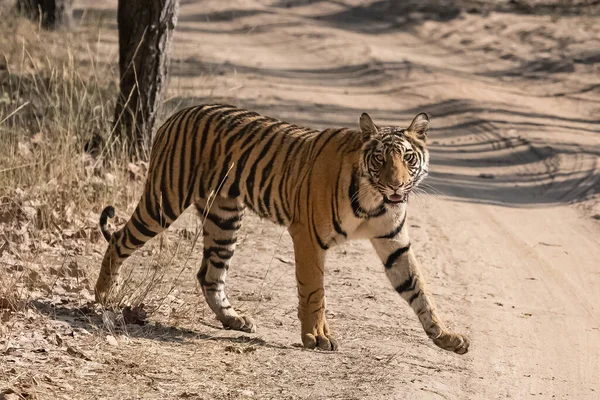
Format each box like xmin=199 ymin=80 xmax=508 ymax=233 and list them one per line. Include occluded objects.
xmin=2 ymin=0 xmax=600 ymax=399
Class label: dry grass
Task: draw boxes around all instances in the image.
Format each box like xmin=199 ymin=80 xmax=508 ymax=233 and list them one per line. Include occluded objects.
xmin=0 ymin=5 xmax=162 ymax=323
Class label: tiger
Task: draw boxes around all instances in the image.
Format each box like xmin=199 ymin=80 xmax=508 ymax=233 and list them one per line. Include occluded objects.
xmin=96 ymin=104 xmax=470 ymax=354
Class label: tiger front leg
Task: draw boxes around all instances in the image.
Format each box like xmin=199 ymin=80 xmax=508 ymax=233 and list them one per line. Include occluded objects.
xmin=370 ymin=237 xmax=470 ymax=354
xmin=291 ymin=230 xmax=338 ymax=351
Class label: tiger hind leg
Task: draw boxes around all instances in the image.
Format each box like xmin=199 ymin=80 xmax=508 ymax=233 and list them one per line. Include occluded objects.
xmin=95 ymin=186 xmax=175 ymax=304
xmin=195 ymin=197 xmax=255 ymax=333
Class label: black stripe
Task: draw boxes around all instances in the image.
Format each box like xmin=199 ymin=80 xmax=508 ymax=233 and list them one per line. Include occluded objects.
xmin=224 ymin=118 xmax=263 ymax=153
xmin=203 ymin=246 xmax=234 ymax=260
xmin=256 ymin=132 xmax=287 ymax=207
xmin=210 ymin=260 xmax=227 ymax=269
xmin=332 ymin=161 xmax=346 ymax=237
xmin=247 ymin=133 xmax=279 ymax=207
xmin=199 ymin=106 xmax=233 ymax=154
xmin=408 ymin=292 xmax=420 ymax=305
xmin=223 ymin=112 xmax=262 ymax=151
xmin=179 ymin=107 xmax=210 ymax=211
xmin=213 ymin=152 xmax=233 ymax=191
xmin=240 ymin=121 xmax=286 ymax=149
xmin=261 ymin=180 xmax=273 ymax=217
xmin=176 ymin=108 xmax=200 ymax=211
xmin=311 ymin=306 xmax=324 ymax=315
xmin=159 ymin=189 xmax=178 ymax=223
xmin=222 ymin=111 xmax=256 ymax=144
xmin=395 ymin=275 xmax=416 ymax=294
xmin=115 ymin=244 xmax=129 ymax=259
xmin=197 ymin=262 xmax=208 ymax=285
xmin=212 ymin=109 xmax=241 ymax=142
xmin=143 ymin=183 xmax=162 ymax=226
xmin=236 ymin=119 xmax=266 ymax=149
xmin=184 ymin=106 xmax=222 ymax=206
xmin=206 ymin=213 xmax=242 ymax=231
xmin=313 ymin=128 xmax=341 ymax=160
xmin=164 ymin=108 xmax=196 ymax=209
xmin=376 ymin=211 xmax=407 ymax=239
xmin=349 ymin=171 xmax=386 ymax=218
xmin=228 ymin=145 xmax=253 ymax=198
xmin=272 ymin=198 xmax=285 ymax=225
xmin=384 ymin=243 xmax=411 ymax=269
xmin=312 ymin=214 xmax=329 ymax=250
xmin=132 ymin=209 xmax=157 ymax=238
xmin=219 ymin=205 xmax=243 ymax=212
xmin=183 ymin=167 xmax=200 ymax=210
xmin=198 ymin=107 xmax=230 ymax=167
xmin=206 ymin=112 xmax=236 ymax=167
xmin=125 ymin=227 xmax=145 ymax=248
xmin=306 ymin=288 xmax=322 ymax=305
xmin=213 ymin=237 xmax=237 ymax=246
xmin=299 ymin=129 xmax=341 ymax=236
xmin=151 ymin=109 xmax=187 ymax=174
xmin=277 ymin=136 xmax=302 ymax=220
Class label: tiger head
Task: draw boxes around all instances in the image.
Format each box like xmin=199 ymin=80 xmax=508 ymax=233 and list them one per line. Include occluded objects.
xmin=359 ymin=112 xmax=430 ymax=206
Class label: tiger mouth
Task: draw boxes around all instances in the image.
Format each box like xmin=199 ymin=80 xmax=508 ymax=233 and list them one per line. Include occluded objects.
xmin=384 ymin=193 xmax=407 ymax=205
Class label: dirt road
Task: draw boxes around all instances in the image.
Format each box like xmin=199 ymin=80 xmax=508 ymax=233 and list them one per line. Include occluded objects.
xmin=2 ymin=0 xmax=600 ymax=399
xmin=165 ymin=1 xmax=600 ymax=397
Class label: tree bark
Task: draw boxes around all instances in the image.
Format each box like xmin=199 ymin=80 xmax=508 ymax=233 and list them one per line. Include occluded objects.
xmin=17 ymin=0 xmax=73 ymax=29
xmin=113 ymin=0 xmax=179 ymax=159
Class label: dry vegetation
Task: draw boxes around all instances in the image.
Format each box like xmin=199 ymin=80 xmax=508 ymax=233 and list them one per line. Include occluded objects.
xmin=0 ymin=7 xmax=182 ymax=397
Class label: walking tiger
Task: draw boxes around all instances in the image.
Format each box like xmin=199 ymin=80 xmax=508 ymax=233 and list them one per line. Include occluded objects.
xmin=96 ymin=104 xmax=469 ymax=354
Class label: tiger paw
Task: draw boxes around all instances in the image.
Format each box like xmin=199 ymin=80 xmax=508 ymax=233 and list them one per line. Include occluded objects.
xmin=94 ymin=284 xmax=114 ymax=305
xmin=433 ymin=331 xmax=470 ymax=355
xmin=94 ymin=277 xmax=121 ymax=306
xmin=222 ymin=315 xmax=256 ymax=333
xmin=302 ymin=332 xmax=339 ymax=351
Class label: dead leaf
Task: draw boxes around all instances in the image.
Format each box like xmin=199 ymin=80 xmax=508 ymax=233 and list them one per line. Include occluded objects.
xmin=66 ymin=346 xmax=91 ymax=361
xmin=17 ymin=141 xmax=32 ymax=156
xmin=104 ymin=172 xmax=116 ymax=186
xmin=224 ymin=345 xmax=243 ymax=354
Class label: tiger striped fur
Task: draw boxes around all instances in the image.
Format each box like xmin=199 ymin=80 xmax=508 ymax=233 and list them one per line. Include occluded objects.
xmin=95 ymin=104 xmax=469 ymax=354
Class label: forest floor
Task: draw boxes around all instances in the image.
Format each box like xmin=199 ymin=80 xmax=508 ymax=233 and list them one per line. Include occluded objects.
xmin=1 ymin=0 xmax=600 ymax=399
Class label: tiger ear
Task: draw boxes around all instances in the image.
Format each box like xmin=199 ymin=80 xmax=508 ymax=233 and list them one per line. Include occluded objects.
xmin=407 ymin=113 xmax=429 ymax=141
xmin=359 ymin=113 xmax=378 ymax=142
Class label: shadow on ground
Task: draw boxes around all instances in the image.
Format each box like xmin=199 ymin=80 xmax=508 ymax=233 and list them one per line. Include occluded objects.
xmin=31 ymin=299 xmax=292 ymax=350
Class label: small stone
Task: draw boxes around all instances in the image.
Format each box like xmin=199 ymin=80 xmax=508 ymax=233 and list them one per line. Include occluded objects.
xmin=106 ymin=335 xmax=118 ymax=347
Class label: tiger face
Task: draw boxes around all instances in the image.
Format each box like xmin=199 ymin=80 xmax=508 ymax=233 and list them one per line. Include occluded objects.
xmin=359 ymin=113 xmax=430 ymax=206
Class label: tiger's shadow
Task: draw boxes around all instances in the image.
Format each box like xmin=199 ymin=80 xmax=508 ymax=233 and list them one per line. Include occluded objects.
xmin=31 ymin=298 xmax=291 ymax=350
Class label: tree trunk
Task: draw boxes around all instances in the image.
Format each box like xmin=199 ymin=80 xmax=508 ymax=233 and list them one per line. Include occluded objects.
xmin=113 ymin=0 xmax=179 ymax=159
xmin=17 ymin=0 xmax=73 ymax=29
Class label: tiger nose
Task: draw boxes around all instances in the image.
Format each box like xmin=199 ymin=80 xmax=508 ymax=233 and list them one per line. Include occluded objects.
xmin=388 ymin=181 xmax=403 ymax=190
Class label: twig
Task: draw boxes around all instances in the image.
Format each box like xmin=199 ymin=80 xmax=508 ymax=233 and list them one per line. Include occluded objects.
xmin=0 ymin=161 xmax=39 ymax=174
xmin=0 ymin=101 xmax=30 ymax=125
